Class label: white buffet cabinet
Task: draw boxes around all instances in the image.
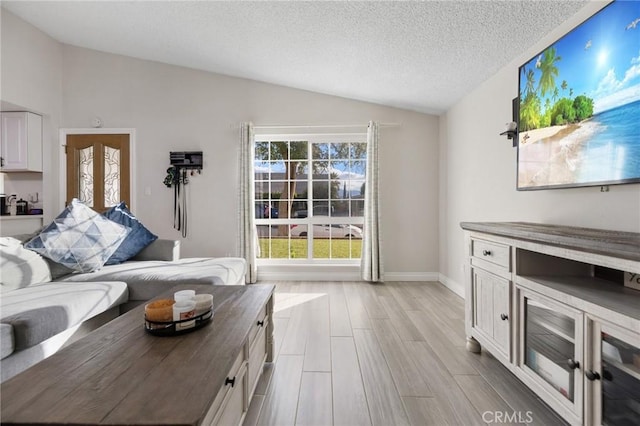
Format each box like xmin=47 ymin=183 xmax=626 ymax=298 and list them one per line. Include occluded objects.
xmin=461 ymin=222 xmax=640 ymax=426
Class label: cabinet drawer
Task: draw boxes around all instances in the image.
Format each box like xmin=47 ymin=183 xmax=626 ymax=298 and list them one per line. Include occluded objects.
xmin=248 ymin=324 xmax=267 ymax=398
xmin=471 ymin=238 xmax=510 ymax=270
xmin=202 ymin=350 xmax=246 ymax=426
xmin=216 ymin=362 xmax=247 ymax=426
xmin=248 ymin=305 xmax=267 ymax=347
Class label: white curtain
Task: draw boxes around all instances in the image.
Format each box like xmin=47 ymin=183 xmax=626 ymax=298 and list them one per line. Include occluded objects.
xmin=361 ymin=121 xmax=384 ymax=282
xmin=239 ymin=122 xmax=258 ymax=283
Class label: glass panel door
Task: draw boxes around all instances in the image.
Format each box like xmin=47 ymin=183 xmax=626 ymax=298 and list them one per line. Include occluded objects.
xmin=600 ymin=324 xmax=640 ymax=425
xmin=519 ymin=287 xmax=583 ymax=422
xmin=525 ymin=296 xmax=576 ymax=401
xmin=78 ymin=146 xmax=94 ymax=207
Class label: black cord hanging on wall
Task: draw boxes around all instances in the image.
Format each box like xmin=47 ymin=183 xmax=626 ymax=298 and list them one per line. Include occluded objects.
xmin=163 ymin=151 xmax=203 ymax=238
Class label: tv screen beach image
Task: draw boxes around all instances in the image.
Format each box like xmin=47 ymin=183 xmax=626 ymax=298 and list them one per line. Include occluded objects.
xmin=517 ymin=0 xmax=640 ymax=190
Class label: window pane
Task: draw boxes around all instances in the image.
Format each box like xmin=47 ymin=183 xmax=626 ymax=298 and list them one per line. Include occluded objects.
xmin=78 ymin=146 xmax=94 ymax=207
xmin=270 ymin=141 xmax=287 ymax=160
xmin=255 ymin=202 xmax=270 ymax=219
xmin=313 ymin=161 xmax=330 ymax=178
xmin=312 ymin=143 xmax=329 ymax=160
xmin=330 ymin=180 xmax=344 ymax=200
xmin=290 ymin=141 xmax=308 ymax=160
xmin=331 ymin=200 xmax=348 ymax=217
xmin=312 ymin=181 xmax=330 ymax=201
xmin=271 ymin=199 xmax=287 ymax=219
xmin=103 ymin=146 xmax=121 ymax=207
xmin=290 ymin=232 xmax=308 ymax=259
xmin=351 ymin=180 xmax=365 ymax=198
xmin=257 ymin=224 xmax=271 ymax=258
xmin=351 ymin=143 xmax=367 ymax=160
xmin=294 ymin=162 xmax=308 ymax=180
xmin=331 ymin=160 xmax=349 ymax=177
xmin=350 ymin=161 xmax=366 ymax=178
xmin=313 ymin=201 xmax=332 ymax=217
xmin=254 ymin=161 xmax=270 ymax=181
xmin=351 ymin=237 xmax=363 ymax=258
xmin=255 ymin=182 xmax=267 ymax=200
xmin=255 ymin=142 xmax=269 ymax=160
xmin=330 ymin=143 xmax=349 ymax=160
xmin=270 ymin=161 xmax=286 ymax=175
xmin=313 ymin=237 xmax=330 ymax=259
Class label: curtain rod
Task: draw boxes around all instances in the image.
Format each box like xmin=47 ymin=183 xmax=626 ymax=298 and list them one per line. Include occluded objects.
xmin=252 ymin=123 xmax=400 ymax=129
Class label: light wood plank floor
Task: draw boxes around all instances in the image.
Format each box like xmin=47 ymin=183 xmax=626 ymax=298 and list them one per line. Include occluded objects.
xmin=244 ymin=281 xmax=566 ymax=426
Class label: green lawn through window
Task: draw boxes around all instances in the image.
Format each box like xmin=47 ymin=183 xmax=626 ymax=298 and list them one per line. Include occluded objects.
xmin=259 ymin=238 xmax=362 ymax=259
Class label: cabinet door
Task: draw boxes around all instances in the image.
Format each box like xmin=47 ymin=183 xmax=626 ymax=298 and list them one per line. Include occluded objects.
xmin=518 ymin=288 xmax=583 ymax=423
xmin=472 ymin=268 xmax=510 ymax=358
xmin=1 ymin=112 xmax=28 ymax=170
xmin=587 ymin=317 xmax=640 ymax=426
xmin=0 ymin=112 xmax=42 ymax=172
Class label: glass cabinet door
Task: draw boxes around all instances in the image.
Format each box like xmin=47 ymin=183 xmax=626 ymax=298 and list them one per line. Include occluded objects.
xmin=589 ymin=319 xmax=640 ymax=426
xmin=519 ymin=288 xmax=583 ymax=421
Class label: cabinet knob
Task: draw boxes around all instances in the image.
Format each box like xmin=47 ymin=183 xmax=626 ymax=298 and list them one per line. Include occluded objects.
xmin=567 ymin=359 xmax=580 ymax=370
xmin=500 ymin=313 xmax=509 ymax=321
xmin=482 ymin=250 xmax=492 ymax=256
xmin=225 ymin=376 xmax=236 ymax=387
xmin=585 ymin=370 xmax=601 ymax=381
xmin=257 ymin=320 xmax=265 ymax=327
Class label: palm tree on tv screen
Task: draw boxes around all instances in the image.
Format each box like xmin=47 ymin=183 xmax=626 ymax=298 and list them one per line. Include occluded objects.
xmin=525 ymin=68 xmax=536 ymax=97
xmin=537 ymin=47 xmax=562 ymax=97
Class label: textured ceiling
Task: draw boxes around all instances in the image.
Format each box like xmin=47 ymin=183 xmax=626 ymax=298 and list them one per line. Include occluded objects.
xmin=2 ymin=0 xmax=590 ymax=114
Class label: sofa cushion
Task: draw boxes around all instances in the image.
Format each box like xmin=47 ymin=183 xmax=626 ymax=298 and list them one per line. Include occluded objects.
xmin=60 ymin=257 xmax=247 ymax=300
xmin=24 ymin=199 xmax=130 ymax=273
xmin=0 ymin=237 xmax=52 ymax=292
xmin=0 ymin=323 xmax=14 ymax=359
xmin=103 ymin=202 xmax=158 ymax=265
xmin=0 ymin=281 xmax=128 ymax=352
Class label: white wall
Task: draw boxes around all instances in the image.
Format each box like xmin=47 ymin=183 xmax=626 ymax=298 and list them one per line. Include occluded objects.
xmin=439 ymin=1 xmax=640 ymax=294
xmin=57 ymin=45 xmax=439 ymax=277
xmin=0 ymin=9 xmax=62 ymax=222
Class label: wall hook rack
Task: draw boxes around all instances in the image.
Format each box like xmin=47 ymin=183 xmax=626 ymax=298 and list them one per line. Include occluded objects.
xmin=170 ymin=151 xmax=203 ymax=171
xmin=164 ymin=151 xmax=203 ymax=238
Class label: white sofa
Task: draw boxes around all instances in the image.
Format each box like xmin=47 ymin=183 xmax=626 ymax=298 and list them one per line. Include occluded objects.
xmin=0 ymin=237 xmax=246 ymax=382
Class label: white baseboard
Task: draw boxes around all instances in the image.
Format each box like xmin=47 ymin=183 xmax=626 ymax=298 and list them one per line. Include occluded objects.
xmin=257 ymin=266 xmax=441 ymax=283
xmin=258 ymin=264 xmax=361 ymax=281
xmin=384 ymin=272 xmax=440 ymax=282
xmin=257 ymin=268 xmax=465 ymax=300
xmin=438 ymin=273 xmax=465 ymax=298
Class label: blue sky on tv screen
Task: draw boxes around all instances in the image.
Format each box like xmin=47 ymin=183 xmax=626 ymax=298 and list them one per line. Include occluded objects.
xmin=519 ymin=0 xmax=640 ymax=115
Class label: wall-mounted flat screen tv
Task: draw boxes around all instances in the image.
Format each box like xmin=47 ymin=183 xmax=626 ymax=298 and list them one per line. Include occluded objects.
xmin=517 ymin=0 xmax=640 ymax=190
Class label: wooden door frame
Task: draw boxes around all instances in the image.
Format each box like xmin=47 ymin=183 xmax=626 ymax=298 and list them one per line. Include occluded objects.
xmin=59 ymin=128 xmax=136 ymax=213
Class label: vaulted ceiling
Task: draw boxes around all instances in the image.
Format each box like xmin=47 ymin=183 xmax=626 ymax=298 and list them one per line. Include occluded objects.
xmin=3 ymin=0 xmax=590 ymax=114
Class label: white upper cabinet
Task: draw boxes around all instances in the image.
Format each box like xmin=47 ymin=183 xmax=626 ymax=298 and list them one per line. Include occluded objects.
xmin=0 ymin=112 xmax=43 ymax=172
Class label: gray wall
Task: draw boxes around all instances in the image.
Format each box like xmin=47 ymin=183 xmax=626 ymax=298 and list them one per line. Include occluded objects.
xmin=439 ymin=1 xmax=640 ymax=294
xmin=1 ymin=8 xmax=440 ymax=278
xmin=1 ymin=9 xmax=63 ymax=223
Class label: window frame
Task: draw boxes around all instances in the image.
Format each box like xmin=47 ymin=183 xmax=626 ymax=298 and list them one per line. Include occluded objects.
xmin=254 ymin=132 xmax=366 ymax=265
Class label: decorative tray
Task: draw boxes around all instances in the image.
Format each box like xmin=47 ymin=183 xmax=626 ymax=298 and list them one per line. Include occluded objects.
xmin=144 ymin=309 xmax=213 ymax=336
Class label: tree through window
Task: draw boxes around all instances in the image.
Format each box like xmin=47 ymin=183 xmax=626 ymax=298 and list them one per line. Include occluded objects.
xmin=254 ymin=134 xmax=366 ymax=262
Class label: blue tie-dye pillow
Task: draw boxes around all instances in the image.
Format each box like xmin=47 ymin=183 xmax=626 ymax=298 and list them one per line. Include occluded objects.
xmin=24 ymin=199 xmax=129 ymax=273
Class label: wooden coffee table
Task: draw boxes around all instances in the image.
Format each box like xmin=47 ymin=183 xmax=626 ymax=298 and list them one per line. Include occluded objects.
xmin=1 ymin=284 xmax=274 ymax=425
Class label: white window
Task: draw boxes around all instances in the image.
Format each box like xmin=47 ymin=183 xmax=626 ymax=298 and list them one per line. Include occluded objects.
xmin=254 ymin=133 xmax=366 ymax=263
